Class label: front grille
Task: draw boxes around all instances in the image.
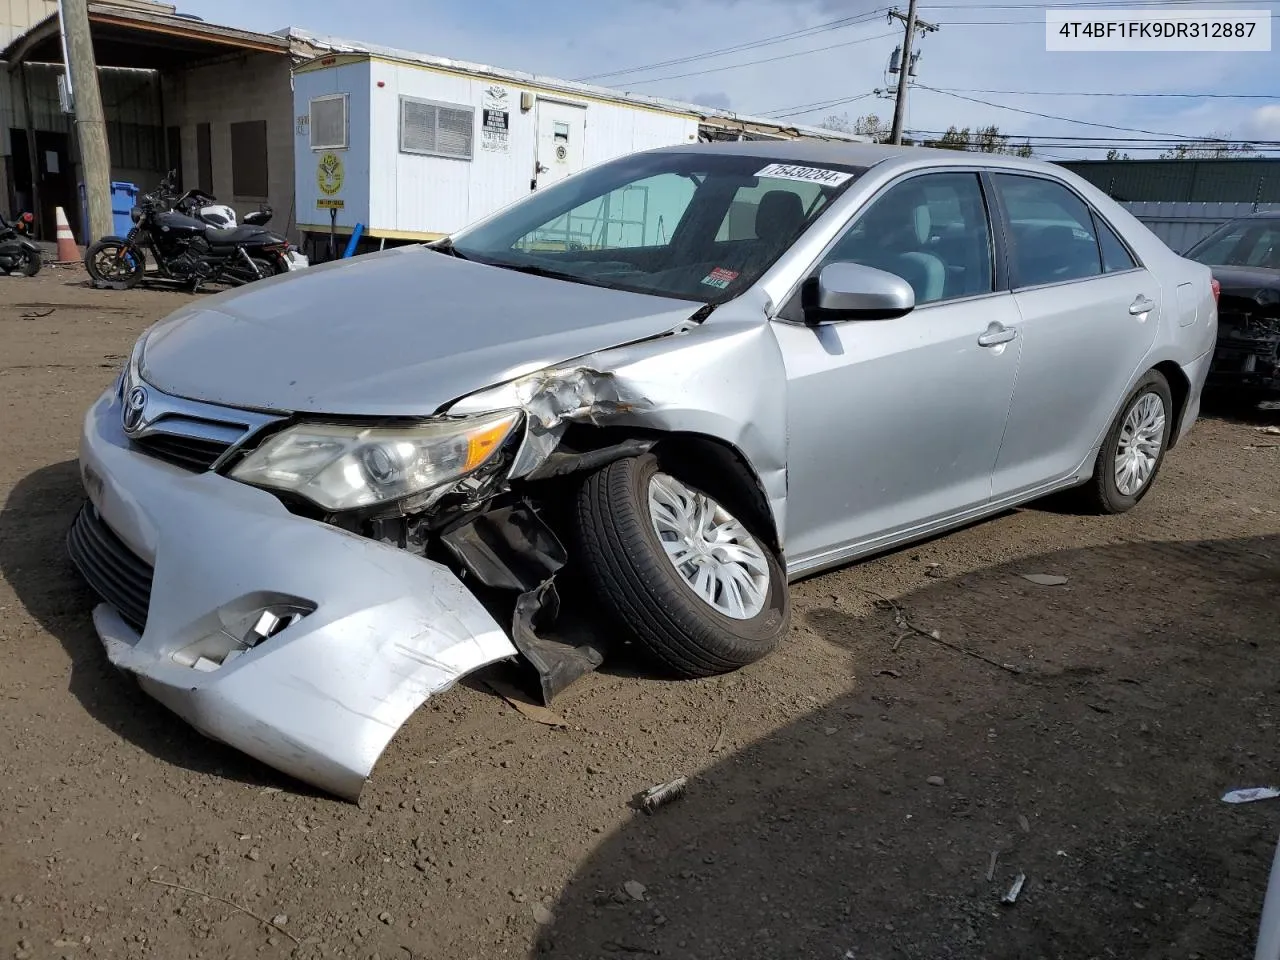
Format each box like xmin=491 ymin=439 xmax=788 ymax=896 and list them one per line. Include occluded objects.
xmin=132 ymin=432 xmax=232 ymax=472
xmin=67 ymin=503 xmax=154 ymax=631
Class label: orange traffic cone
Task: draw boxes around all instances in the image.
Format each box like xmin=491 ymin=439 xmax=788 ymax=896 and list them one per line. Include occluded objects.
xmin=54 ymin=206 xmax=79 ymax=264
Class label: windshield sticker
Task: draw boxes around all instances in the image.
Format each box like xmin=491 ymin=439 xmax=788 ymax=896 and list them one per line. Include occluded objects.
xmin=701 ymin=267 xmax=740 ymax=290
xmin=756 ymin=162 xmax=854 ymax=186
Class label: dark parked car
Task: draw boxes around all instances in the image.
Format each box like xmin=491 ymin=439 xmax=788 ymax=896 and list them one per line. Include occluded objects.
xmin=1183 ymin=212 xmax=1280 ymax=400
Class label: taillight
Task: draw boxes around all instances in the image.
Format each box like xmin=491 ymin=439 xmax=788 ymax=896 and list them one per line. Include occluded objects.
xmin=1210 ymin=277 xmax=1220 ymax=302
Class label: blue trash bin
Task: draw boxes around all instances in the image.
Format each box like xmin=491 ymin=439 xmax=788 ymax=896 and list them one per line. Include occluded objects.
xmin=110 ymin=181 xmax=139 ymax=237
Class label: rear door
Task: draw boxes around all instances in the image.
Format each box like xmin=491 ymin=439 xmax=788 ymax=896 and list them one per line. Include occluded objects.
xmin=988 ymin=172 xmax=1161 ymax=499
xmin=534 ymin=100 xmax=586 ymax=191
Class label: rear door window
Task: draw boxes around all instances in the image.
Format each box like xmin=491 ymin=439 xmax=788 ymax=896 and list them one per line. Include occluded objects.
xmin=992 ymin=174 xmax=1104 ymax=287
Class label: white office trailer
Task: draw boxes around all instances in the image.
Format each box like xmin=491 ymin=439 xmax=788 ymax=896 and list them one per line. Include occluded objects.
xmin=289 ymin=33 xmax=865 ymax=256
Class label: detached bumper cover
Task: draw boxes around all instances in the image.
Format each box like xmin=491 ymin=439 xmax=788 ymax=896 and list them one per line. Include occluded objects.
xmin=73 ymin=389 xmax=517 ymax=800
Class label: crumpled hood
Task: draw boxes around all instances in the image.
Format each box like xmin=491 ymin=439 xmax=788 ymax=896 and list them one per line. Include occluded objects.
xmin=1209 ymin=264 xmax=1280 ymax=298
xmin=140 ymin=246 xmax=701 ymax=416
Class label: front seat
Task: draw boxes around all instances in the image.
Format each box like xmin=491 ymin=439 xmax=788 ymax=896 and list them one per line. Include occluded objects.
xmin=892 ymin=204 xmax=947 ymax=304
xmin=754 ymin=190 xmax=806 ymax=251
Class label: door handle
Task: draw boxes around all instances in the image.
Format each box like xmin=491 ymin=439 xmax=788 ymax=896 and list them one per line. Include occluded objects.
xmin=1129 ymin=295 xmax=1155 ymax=315
xmin=977 ymin=323 xmax=1017 ymax=347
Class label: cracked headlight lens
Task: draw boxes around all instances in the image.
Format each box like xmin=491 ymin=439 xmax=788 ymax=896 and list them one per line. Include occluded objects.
xmin=230 ymin=410 xmax=520 ymax=511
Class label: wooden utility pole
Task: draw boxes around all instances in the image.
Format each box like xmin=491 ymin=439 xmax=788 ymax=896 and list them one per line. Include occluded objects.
xmin=60 ymin=0 xmax=112 ymax=243
xmin=888 ymin=0 xmax=938 ymax=146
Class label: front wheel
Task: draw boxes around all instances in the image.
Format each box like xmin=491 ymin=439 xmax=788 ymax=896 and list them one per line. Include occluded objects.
xmin=1080 ymin=369 xmax=1173 ymax=514
xmin=574 ymin=453 xmax=790 ymax=679
xmin=19 ymin=249 xmax=41 ymax=276
xmin=84 ymin=240 xmax=144 ymax=290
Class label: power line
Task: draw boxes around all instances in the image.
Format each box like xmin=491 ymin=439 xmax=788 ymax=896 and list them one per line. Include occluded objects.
xmin=760 ymin=92 xmax=876 ymax=118
xmin=574 ymin=10 xmax=889 ymax=82
xmin=615 ymin=31 xmax=899 ymax=87
xmin=935 ymin=86 xmax=1278 ymax=99
xmin=917 ymin=85 xmax=1241 ymax=140
xmin=934 ymin=14 xmax=1280 ymax=23
xmin=923 ymin=0 xmax=1258 ymax=6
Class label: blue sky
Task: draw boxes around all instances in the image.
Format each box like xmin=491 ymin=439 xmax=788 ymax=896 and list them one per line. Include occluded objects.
xmin=182 ymin=0 xmax=1280 ymax=157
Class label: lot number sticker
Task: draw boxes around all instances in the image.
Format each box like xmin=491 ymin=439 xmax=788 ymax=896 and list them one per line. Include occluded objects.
xmin=756 ymin=163 xmax=853 ymax=186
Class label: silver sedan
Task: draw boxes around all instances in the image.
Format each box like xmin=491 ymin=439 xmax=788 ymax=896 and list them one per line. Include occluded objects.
xmin=70 ymin=142 xmax=1218 ymax=798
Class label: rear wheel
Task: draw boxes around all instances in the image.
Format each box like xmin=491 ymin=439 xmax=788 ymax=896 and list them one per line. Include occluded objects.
xmin=1079 ymin=369 xmax=1173 ymax=514
xmin=574 ymin=453 xmax=790 ymax=679
xmin=19 ymin=249 xmax=40 ymax=276
xmin=84 ymin=240 xmax=143 ymax=290
xmin=225 ymin=255 xmax=280 ymax=285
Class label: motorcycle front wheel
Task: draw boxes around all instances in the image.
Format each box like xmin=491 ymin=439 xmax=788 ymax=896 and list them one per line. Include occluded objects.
xmin=85 ymin=240 xmax=144 ymax=290
xmin=19 ymin=249 xmax=41 ymax=277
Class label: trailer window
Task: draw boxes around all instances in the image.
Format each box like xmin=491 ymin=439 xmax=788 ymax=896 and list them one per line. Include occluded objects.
xmin=400 ymin=96 xmax=475 ymax=160
xmin=310 ymin=94 xmax=348 ymax=151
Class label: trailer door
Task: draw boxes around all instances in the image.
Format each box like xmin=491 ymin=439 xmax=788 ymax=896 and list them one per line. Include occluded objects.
xmin=534 ymin=99 xmax=586 ymax=190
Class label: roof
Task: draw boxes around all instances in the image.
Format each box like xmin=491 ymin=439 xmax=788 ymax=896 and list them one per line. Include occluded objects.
xmin=643 ymin=138 xmax=1078 ymax=175
xmin=1056 ymin=157 xmax=1280 ymax=203
xmin=283 ymin=27 xmax=870 ymax=144
xmin=1 ymin=1 xmax=290 ymax=69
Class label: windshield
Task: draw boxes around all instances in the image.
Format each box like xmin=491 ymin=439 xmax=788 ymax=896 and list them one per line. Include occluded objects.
xmin=449 ymin=150 xmax=865 ymax=303
xmin=1185 ymin=219 xmax=1280 ymax=269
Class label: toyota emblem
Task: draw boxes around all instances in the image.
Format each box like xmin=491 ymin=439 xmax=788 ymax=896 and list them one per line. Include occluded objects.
xmin=123 ymin=385 xmax=148 ymax=432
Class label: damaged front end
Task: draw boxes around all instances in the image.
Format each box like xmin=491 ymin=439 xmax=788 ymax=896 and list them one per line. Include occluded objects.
xmin=73 ymin=303 xmax=786 ymax=801
xmin=1208 ymin=291 xmax=1280 ymax=398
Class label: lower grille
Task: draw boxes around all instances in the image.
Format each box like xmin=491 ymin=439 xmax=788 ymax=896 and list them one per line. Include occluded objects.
xmin=67 ymin=503 xmax=154 ymax=631
xmin=132 ymin=432 xmax=231 ymax=472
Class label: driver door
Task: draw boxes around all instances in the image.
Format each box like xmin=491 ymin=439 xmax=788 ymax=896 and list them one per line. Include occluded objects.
xmin=772 ymin=171 xmax=1024 ymax=569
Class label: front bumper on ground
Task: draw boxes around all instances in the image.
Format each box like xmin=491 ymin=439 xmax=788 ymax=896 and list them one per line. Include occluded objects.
xmin=72 ymin=388 xmax=518 ymax=801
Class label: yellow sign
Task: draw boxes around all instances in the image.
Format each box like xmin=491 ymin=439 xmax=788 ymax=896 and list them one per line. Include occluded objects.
xmin=317 ymin=198 xmax=345 ymax=209
xmin=317 ymin=151 xmax=344 ymax=196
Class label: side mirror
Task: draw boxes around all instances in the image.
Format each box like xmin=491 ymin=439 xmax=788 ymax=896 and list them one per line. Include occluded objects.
xmin=802 ymin=261 xmax=915 ymax=324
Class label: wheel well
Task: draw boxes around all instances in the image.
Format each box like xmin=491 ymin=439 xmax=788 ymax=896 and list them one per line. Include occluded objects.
xmin=1153 ymin=360 xmax=1190 ymax=448
xmin=555 ymin=425 xmax=781 ymax=552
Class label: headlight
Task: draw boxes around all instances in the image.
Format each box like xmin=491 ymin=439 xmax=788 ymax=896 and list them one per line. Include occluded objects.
xmin=230 ymin=411 xmax=521 ymax=512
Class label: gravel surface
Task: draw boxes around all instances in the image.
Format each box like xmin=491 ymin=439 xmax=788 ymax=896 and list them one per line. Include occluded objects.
xmin=1 ymin=267 xmax=1277 ymax=960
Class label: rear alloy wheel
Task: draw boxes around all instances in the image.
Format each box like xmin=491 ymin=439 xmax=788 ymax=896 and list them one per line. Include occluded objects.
xmin=574 ymin=453 xmax=789 ymax=679
xmin=1080 ymin=369 xmax=1173 ymax=514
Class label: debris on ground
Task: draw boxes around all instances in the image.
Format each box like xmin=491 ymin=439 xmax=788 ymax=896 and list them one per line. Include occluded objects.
xmin=1254 ymin=425 xmax=1280 ymax=436
xmin=623 ymin=880 xmax=647 ymax=902
xmin=1222 ymin=786 xmax=1280 ymax=804
xmin=1001 ymin=873 xmax=1026 ymax=905
xmin=484 ymin=678 xmax=568 ymax=727
xmin=637 ymin=777 xmax=688 ymax=813
xmin=926 ymin=776 xmax=945 ymax=787
xmin=1021 ymin=574 xmax=1069 ymax=586
xmin=531 ymin=903 xmax=554 ymax=925
xmin=985 ymin=850 xmax=999 ymax=882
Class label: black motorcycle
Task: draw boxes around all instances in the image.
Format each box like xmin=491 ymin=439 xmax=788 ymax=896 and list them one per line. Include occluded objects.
xmin=83 ymin=172 xmax=293 ymax=291
xmin=0 ymin=210 xmax=41 ymax=277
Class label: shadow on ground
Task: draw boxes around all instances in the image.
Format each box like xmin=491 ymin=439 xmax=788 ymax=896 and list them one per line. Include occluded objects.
xmin=533 ymin=533 xmax=1280 ymax=960
xmin=0 ymin=459 xmax=300 ymax=791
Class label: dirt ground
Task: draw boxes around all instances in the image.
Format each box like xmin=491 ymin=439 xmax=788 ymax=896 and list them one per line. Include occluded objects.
xmin=1 ymin=266 xmax=1278 ymax=960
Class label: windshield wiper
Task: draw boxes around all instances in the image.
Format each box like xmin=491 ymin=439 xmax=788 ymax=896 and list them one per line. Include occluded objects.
xmin=472 ymin=258 xmax=611 ymax=288
xmin=429 ymin=237 xmax=472 ymax=261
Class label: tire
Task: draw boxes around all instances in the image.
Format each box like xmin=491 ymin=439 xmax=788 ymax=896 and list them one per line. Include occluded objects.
xmin=20 ymin=250 xmax=41 ymax=277
xmin=574 ymin=453 xmax=790 ymax=679
xmin=1079 ymin=369 xmax=1173 ymax=514
xmin=225 ymin=255 xmax=280 ymax=285
xmin=84 ymin=240 xmax=143 ymax=290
